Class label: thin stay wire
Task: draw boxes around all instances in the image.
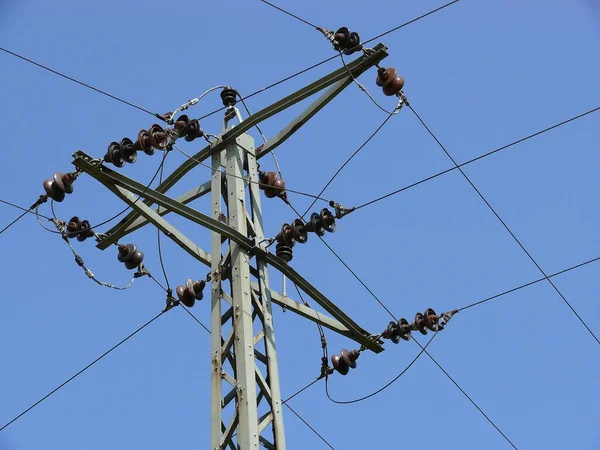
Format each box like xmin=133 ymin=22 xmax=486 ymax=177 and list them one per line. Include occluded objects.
xmin=409 ymin=104 xmax=600 ymax=346
xmin=237 ymin=94 xmax=283 ymax=178
xmin=284 ymin=403 xmax=336 ymax=450
xmin=0 ymin=46 xmax=157 ymax=117
xmin=0 ymin=209 xmax=30 ymax=237
xmin=286 ymin=195 xmax=516 ymax=447
xmin=325 ymin=332 xmax=437 ymax=405
xmin=413 ymin=338 xmax=519 ymax=449
xmin=458 ymin=255 xmax=600 ymax=312
xmin=196 ymin=1 xmax=461 ymax=122
xmin=156 ymin=155 xmax=171 ymax=291
xmin=301 ymin=112 xmax=395 ymax=218
xmin=173 ymin=143 xmax=328 ymax=202
xmin=0 ymin=310 xmax=166 ymax=432
xmin=355 ymin=105 xmax=600 ymax=211
xmin=147 ymin=268 xmax=211 ymax=333
xmin=285 ymin=201 xmax=397 ymax=321
xmin=258 ymin=0 xmax=319 ymax=28
xmin=0 ymin=198 xmax=53 ymax=220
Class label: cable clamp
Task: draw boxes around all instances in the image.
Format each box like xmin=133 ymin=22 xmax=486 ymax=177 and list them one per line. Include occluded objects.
xmin=163 ymin=289 xmax=179 ymax=312
xmin=133 ymin=264 xmax=150 ymax=278
xmin=30 ymin=194 xmax=48 ymax=210
xmin=316 ymin=26 xmax=336 ymax=46
xmin=329 ymin=200 xmax=355 ymax=219
xmin=438 ymin=309 xmax=459 ymax=330
xmin=317 ymin=355 xmax=334 ymax=380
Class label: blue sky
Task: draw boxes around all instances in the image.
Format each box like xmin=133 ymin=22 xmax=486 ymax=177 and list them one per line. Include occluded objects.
xmin=1 ymin=0 xmax=599 ymax=449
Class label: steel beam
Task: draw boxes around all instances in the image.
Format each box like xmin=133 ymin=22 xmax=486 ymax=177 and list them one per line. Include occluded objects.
xmin=73 ymin=151 xmax=252 ymax=251
xmin=256 ymin=247 xmax=383 ymax=354
xmin=96 ymin=179 xmax=212 ymax=250
xmin=96 ymin=44 xmax=388 ymax=238
xmin=246 ymin=133 xmax=286 ymax=448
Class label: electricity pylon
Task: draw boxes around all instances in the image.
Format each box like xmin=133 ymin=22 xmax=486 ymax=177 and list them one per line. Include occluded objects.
xmin=72 ymin=43 xmax=388 ymax=449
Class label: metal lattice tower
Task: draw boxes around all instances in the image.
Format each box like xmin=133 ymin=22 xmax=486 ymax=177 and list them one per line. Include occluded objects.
xmin=72 ymin=45 xmax=388 ymax=449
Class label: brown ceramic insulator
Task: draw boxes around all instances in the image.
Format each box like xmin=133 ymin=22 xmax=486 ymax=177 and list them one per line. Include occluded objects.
xmin=149 ymin=124 xmax=168 ymax=150
xmin=61 ymin=173 xmax=75 ymax=194
xmin=331 ymin=348 xmax=359 ymax=375
xmin=42 ymin=178 xmax=63 ymax=202
xmin=220 ymin=87 xmax=238 ymax=107
xmin=76 ymin=220 xmax=94 ymax=242
xmin=382 ymin=76 xmax=405 ymax=96
xmin=331 ymin=354 xmax=348 ymax=375
xmin=258 ymin=171 xmax=277 ymax=190
xmin=176 ymin=285 xmax=195 ymax=307
xmin=120 ymin=138 xmax=137 ymax=164
xmin=67 ymin=216 xmax=81 ymax=238
xmin=398 ymin=317 xmax=412 ymax=341
xmin=135 ymin=129 xmax=155 ymax=155
xmin=105 ymin=142 xmax=125 ymax=168
xmin=413 ymin=312 xmax=428 ymax=335
xmin=305 ymin=212 xmax=325 ymax=237
xmin=383 ymin=321 xmax=401 ymax=344
xmin=333 ymin=27 xmax=350 ymax=50
xmin=376 ymin=67 xmax=397 ymax=87
xmin=275 ymin=242 xmax=293 ymax=263
xmin=117 ymin=244 xmax=136 ymax=262
xmin=124 ymin=250 xmax=144 ymax=270
xmin=423 ymin=308 xmax=439 ymax=331
xmin=173 ymin=115 xmax=190 ymax=137
xmin=186 ymin=278 xmax=205 ymax=300
xmin=192 ymin=280 xmax=206 ymax=298
xmin=271 ymin=178 xmax=286 ymax=197
xmin=185 ymin=119 xmax=203 ymax=142
xmin=43 ymin=175 xmax=66 ymax=202
xmin=343 ymin=31 xmax=362 ymax=55
xmin=276 ymin=223 xmax=294 ymax=245
xmin=175 ymin=285 xmax=186 ymax=302
xmin=291 ymin=218 xmax=308 ymax=244
xmin=320 ymin=208 xmax=336 ymax=233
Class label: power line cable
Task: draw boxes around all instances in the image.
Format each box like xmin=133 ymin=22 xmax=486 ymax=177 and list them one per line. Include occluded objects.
xmin=409 ymin=104 xmax=600 ymax=346
xmin=180 ymin=304 xmax=211 ymax=333
xmin=283 ymin=378 xmax=320 ymax=404
xmin=284 ymin=403 xmax=336 ymax=450
xmin=302 ymin=112 xmax=395 ymax=218
xmin=413 ymin=338 xmax=519 ymax=449
xmin=458 ymin=255 xmax=600 ymax=312
xmin=0 ymin=46 xmax=157 ymax=117
xmin=325 ymin=332 xmax=437 ymax=404
xmin=173 ymin=143 xmax=328 ymax=202
xmin=0 ymin=209 xmax=30 ymax=237
xmin=42 ymin=151 xmax=171 ymax=239
xmin=0 ymin=198 xmax=52 ymax=220
xmin=286 ymin=201 xmax=398 ymax=321
xmin=177 ymin=277 xmax=329 ymax=449
xmin=237 ymin=92 xmax=284 ymax=179
xmin=0 ymin=310 xmax=166 ymax=432
xmin=196 ymin=1 xmax=461 ymax=122
xmin=355 ymin=105 xmax=600 ymax=211
xmin=362 ymin=0 xmax=460 ymax=46
xmin=156 ymin=155 xmax=171 ymax=291
xmin=258 ymin=0 xmax=319 ymax=28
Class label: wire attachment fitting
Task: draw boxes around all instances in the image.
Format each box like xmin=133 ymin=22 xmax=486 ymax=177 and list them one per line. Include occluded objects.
xmin=329 ymin=200 xmax=355 ymax=219
xmin=438 ymin=309 xmax=459 ymax=330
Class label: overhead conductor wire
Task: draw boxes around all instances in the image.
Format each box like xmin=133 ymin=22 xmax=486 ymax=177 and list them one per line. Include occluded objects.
xmin=301 ymin=111 xmax=396 ymax=218
xmin=0 ymin=46 xmax=157 ymax=117
xmin=355 ymin=105 xmax=600 ymax=210
xmin=408 ymin=103 xmax=600 ymax=346
xmin=0 ymin=310 xmax=167 ymax=432
xmin=196 ymin=0 xmax=460 ymax=122
xmin=411 ymin=338 xmax=519 ymax=450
